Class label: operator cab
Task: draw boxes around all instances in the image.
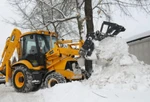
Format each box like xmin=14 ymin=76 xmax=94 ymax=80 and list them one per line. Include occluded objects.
xmin=20 ymin=31 xmax=57 ymax=66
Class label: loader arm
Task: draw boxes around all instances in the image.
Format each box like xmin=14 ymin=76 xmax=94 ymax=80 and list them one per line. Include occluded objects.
xmin=45 ymin=40 xmax=84 ymax=70
xmin=0 ymin=29 xmax=21 ymax=73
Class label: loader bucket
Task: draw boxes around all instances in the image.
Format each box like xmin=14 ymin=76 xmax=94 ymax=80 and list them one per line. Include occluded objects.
xmin=80 ymin=21 xmax=125 ymax=57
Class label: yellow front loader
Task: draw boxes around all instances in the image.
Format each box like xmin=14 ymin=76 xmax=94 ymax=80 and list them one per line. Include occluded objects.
xmin=0 ymin=28 xmax=86 ymax=92
xmin=0 ymin=21 xmax=125 ymax=93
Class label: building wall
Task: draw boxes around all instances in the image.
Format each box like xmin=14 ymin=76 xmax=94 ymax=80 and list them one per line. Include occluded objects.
xmin=128 ymin=37 xmax=150 ymax=65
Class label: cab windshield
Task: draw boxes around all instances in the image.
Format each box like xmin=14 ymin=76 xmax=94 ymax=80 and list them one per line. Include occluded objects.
xmin=21 ymin=35 xmax=57 ymax=57
xmin=37 ymin=35 xmax=57 ymax=53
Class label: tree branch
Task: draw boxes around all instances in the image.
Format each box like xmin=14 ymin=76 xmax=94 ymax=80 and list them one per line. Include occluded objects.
xmin=15 ymin=2 xmax=37 ymax=30
xmin=47 ymin=16 xmax=78 ymax=24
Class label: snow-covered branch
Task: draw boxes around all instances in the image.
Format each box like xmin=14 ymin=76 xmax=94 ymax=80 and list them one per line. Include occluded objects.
xmin=47 ymin=16 xmax=78 ymax=24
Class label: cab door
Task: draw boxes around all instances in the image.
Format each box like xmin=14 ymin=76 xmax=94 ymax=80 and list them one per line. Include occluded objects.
xmin=20 ymin=34 xmax=45 ymax=66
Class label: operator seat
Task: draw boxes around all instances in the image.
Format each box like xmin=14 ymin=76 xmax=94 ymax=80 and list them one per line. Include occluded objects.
xmin=26 ymin=46 xmax=45 ymax=66
xmin=30 ymin=46 xmax=37 ymax=54
xmin=26 ymin=46 xmax=38 ymax=66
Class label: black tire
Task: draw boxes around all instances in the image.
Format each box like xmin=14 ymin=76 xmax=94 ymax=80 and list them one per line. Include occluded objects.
xmin=12 ymin=65 xmax=34 ymax=92
xmin=45 ymin=72 xmax=66 ymax=88
xmin=32 ymin=83 xmax=42 ymax=91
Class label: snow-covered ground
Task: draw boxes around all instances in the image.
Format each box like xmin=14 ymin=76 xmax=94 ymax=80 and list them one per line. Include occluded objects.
xmin=0 ymin=37 xmax=150 ymax=102
xmin=1 ymin=81 xmax=150 ymax=102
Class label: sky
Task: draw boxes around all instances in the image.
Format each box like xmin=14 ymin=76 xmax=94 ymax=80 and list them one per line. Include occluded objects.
xmin=0 ymin=1 xmax=17 ymax=54
xmin=94 ymin=7 xmax=150 ymax=39
xmin=0 ymin=0 xmax=150 ymax=53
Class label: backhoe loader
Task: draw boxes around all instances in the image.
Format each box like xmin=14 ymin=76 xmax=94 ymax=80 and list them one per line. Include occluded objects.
xmin=0 ymin=21 xmax=125 ymax=92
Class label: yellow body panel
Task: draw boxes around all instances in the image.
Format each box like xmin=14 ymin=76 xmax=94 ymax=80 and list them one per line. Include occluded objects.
xmin=55 ymin=70 xmax=82 ymax=79
xmin=13 ymin=60 xmax=44 ymax=70
xmin=22 ymin=30 xmax=57 ymax=37
xmin=46 ymin=41 xmax=84 ymax=79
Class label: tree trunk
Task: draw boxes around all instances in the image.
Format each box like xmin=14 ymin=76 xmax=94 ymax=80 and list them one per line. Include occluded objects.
xmin=84 ymin=0 xmax=93 ymax=76
xmin=76 ymin=0 xmax=83 ymax=40
xmin=84 ymin=0 xmax=94 ymax=33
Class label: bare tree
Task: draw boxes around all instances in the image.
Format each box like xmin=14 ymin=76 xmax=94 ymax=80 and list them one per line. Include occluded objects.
xmin=6 ymin=0 xmax=150 ymax=38
xmin=93 ymin=0 xmax=150 ymax=21
xmin=7 ymin=0 xmax=79 ymax=38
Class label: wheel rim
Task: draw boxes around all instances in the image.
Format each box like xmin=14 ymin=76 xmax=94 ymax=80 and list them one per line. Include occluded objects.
xmin=15 ymin=72 xmax=24 ymax=88
xmin=48 ymin=78 xmax=58 ymax=87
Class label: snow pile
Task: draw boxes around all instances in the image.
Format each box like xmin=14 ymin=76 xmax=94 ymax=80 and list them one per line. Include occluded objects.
xmin=87 ymin=37 xmax=128 ymax=61
xmin=36 ymin=81 xmax=150 ymax=102
xmin=83 ymin=37 xmax=150 ymax=90
xmin=36 ymin=81 xmax=102 ymax=102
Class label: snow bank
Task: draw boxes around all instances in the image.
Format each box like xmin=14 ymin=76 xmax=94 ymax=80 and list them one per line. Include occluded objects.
xmin=83 ymin=37 xmax=150 ymax=91
xmin=87 ymin=37 xmax=128 ymax=61
xmin=36 ymin=81 xmax=150 ymax=102
xmin=36 ymin=81 xmax=101 ymax=102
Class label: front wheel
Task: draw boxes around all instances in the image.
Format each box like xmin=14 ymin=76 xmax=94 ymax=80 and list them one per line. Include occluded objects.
xmin=45 ymin=72 xmax=66 ymax=88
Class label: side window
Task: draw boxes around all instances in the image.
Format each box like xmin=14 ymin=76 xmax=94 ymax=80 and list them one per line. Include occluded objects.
xmin=37 ymin=35 xmax=47 ymax=53
xmin=27 ymin=35 xmax=37 ymax=54
xmin=52 ymin=37 xmax=57 ymax=48
xmin=22 ymin=35 xmax=37 ymax=57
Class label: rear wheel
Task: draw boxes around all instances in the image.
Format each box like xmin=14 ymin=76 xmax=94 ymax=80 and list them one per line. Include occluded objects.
xmin=12 ymin=65 xmax=34 ymax=92
xmin=45 ymin=72 xmax=66 ymax=88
